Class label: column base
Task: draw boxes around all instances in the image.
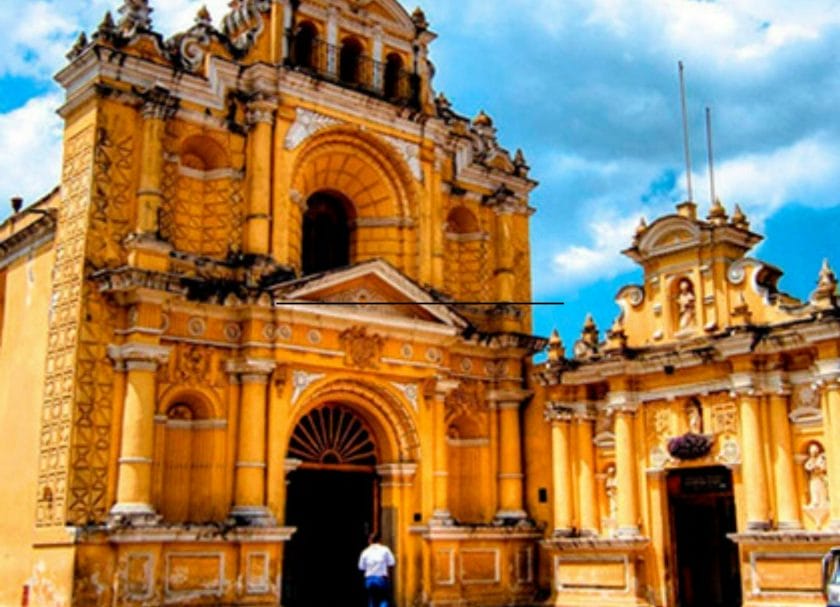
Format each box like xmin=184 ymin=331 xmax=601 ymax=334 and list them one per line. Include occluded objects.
xmin=108 ymin=502 xmax=161 ymax=527
xmin=429 ymin=510 xmax=455 ymax=527
xmin=552 ymin=528 xmax=574 ymax=538
xmin=230 ymin=505 xmax=277 ymax=527
xmin=746 ymin=521 xmax=772 ymax=531
xmin=615 ymin=525 xmax=641 ymax=539
xmin=493 ymin=510 xmax=529 ymax=526
xmin=776 ymin=520 xmax=804 ymax=531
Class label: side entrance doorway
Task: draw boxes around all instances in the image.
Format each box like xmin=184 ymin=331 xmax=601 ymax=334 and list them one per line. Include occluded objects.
xmin=667 ymin=467 xmax=741 ymax=607
xmin=282 ymin=405 xmax=380 ymax=607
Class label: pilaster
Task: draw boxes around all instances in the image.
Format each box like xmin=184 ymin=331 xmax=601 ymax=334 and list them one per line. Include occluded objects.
xmin=427 ymin=378 xmax=458 ymax=525
xmin=766 ymin=375 xmax=801 ymax=530
xmin=546 ymin=403 xmax=574 ymax=536
xmin=732 ymin=373 xmax=771 ymax=530
xmin=245 ymin=95 xmax=277 ymax=256
xmin=490 ymin=388 xmax=532 ymax=522
xmin=816 ymin=359 xmax=840 ymax=528
xmin=608 ymin=393 xmax=640 ymax=538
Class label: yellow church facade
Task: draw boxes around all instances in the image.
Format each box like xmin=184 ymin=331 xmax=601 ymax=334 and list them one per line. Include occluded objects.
xmin=0 ymin=1 xmax=544 ymax=606
xmin=1 ymin=1 xmax=840 ymax=607
xmin=536 ymin=201 xmax=840 ymax=607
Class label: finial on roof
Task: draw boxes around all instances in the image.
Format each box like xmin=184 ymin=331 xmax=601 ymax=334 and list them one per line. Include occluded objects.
xmin=67 ymin=32 xmax=89 ymax=60
xmin=435 ymin=92 xmax=451 ymax=112
xmin=196 ymin=5 xmax=212 ymax=26
xmin=547 ymin=329 xmax=565 ymax=363
xmin=117 ymin=0 xmax=153 ymax=38
xmin=573 ymin=314 xmax=600 ymax=360
xmin=94 ymin=11 xmax=116 ymax=39
xmin=473 ymin=109 xmax=493 ymax=128
xmin=676 ymin=200 xmax=697 ymax=220
xmin=411 ymin=7 xmax=429 ymax=31
xmin=731 ymin=204 xmax=749 ymax=230
xmin=635 ymin=217 xmax=648 ymax=238
xmin=707 ymin=197 xmax=728 ymax=225
xmin=606 ymin=314 xmax=627 ymax=351
xmin=514 ymin=148 xmax=528 ymax=168
xmin=812 ymin=259 xmax=838 ymax=307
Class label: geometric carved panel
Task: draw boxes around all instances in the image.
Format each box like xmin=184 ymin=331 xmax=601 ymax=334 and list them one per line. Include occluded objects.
xmin=555 ymin=556 xmax=628 ymax=591
xmin=126 ymin=553 xmax=154 ymax=601
xmin=750 ymin=553 xmax=823 ymax=594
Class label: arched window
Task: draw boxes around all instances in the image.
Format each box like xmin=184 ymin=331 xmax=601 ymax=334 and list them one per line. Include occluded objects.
xmin=302 ymin=192 xmax=353 ymax=275
xmin=383 ymin=53 xmax=404 ymax=99
xmin=339 ymin=37 xmax=364 ymax=84
xmin=294 ymin=21 xmax=318 ymax=70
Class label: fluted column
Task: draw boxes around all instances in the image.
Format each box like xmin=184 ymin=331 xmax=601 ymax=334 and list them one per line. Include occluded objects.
xmin=136 ymin=90 xmax=176 ymax=235
xmin=493 ymin=389 xmax=531 ymax=521
xmin=574 ymin=405 xmax=599 ymax=536
xmin=547 ymin=404 xmax=574 ymax=536
xmin=767 ymin=376 xmax=801 ymax=529
xmin=611 ymin=395 xmax=640 ymax=538
xmin=227 ymin=358 xmax=276 ymax=525
xmin=108 ymin=343 xmax=171 ymax=524
xmin=733 ymin=374 xmax=770 ymax=530
xmin=245 ymin=96 xmax=276 ymax=256
xmin=428 ymin=379 xmax=458 ymax=523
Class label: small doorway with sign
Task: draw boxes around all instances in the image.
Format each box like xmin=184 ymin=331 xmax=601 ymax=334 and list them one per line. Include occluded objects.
xmin=667 ymin=467 xmax=741 ymax=607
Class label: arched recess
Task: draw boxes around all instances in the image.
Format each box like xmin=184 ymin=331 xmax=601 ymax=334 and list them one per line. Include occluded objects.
xmin=444 ymin=206 xmax=491 ymax=301
xmin=288 ymin=128 xmax=420 ymax=276
xmin=287 ymin=378 xmax=420 ymax=464
xmin=445 ymin=384 xmax=491 ymax=523
xmin=161 ymin=134 xmax=242 ymax=258
xmin=153 ymin=389 xmax=226 ymax=523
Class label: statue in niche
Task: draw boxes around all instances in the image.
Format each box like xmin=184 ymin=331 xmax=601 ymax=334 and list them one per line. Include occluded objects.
xmin=686 ymin=400 xmax=703 ymax=434
xmin=677 ymin=278 xmax=697 ymax=330
xmin=805 ymin=442 xmax=829 ymax=509
xmin=605 ymin=464 xmax=618 ymax=520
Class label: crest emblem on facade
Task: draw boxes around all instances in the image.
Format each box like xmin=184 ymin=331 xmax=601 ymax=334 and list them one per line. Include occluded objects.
xmin=340 ymin=326 xmax=383 ymax=369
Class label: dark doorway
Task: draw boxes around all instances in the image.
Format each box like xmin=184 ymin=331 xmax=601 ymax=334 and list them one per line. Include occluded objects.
xmin=301 ymin=192 xmax=352 ymax=275
xmin=282 ymin=405 xmax=380 ymax=607
xmin=667 ymin=467 xmax=741 ymax=607
xmin=339 ymin=37 xmax=364 ymax=85
xmin=283 ymin=469 xmax=377 ymax=607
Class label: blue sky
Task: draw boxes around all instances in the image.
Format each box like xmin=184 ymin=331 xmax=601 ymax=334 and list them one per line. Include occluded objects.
xmin=1 ymin=0 xmax=838 ymax=349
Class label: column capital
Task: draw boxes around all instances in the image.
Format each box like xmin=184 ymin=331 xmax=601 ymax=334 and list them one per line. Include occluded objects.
xmin=487 ymin=388 xmax=533 ymax=409
xmin=544 ymin=402 xmax=574 ymax=423
xmin=606 ymin=391 xmax=639 ymax=415
xmin=764 ymin=371 xmax=792 ymax=396
xmin=814 ymin=358 xmax=840 ymax=387
xmin=140 ymin=87 xmax=178 ymax=121
xmin=376 ymin=462 xmax=418 ymax=480
xmin=246 ymin=96 xmax=278 ymax=126
xmin=225 ymin=358 xmax=277 ymax=383
xmin=423 ymin=376 xmax=460 ymax=401
xmin=108 ymin=343 xmax=171 ymax=372
xmin=729 ymin=372 xmax=758 ymax=397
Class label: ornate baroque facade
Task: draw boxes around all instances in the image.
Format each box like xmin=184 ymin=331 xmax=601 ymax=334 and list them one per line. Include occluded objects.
xmin=0 ymin=1 xmax=544 ymax=606
xmin=1 ymin=2 xmax=839 ymax=607
xmin=535 ymin=201 xmax=840 ymax=607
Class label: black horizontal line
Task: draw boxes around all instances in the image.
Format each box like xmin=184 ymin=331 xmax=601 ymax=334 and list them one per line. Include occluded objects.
xmin=272 ymin=301 xmax=565 ymax=306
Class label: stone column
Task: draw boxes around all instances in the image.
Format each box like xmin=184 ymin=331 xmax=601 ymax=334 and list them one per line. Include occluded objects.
xmin=136 ymin=89 xmax=176 ymax=236
xmin=227 ymin=358 xmax=276 ymax=525
xmin=108 ymin=343 xmax=171 ymax=524
xmin=372 ymin=25 xmax=384 ymax=91
xmin=326 ymin=6 xmax=338 ymax=75
xmin=574 ymin=405 xmax=599 ymax=536
xmin=428 ymin=379 xmax=458 ymax=524
xmin=611 ymin=394 xmax=640 ymax=538
xmin=547 ymin=404 xmax=574 ymax=536
xmin=492 ymin=389 xmax=531 ymax=522
xmin=767 ymin=375 xmax=801 ymax=529
xmin=245 ymin=96 xmax=276 ymax=256
xmin=733 ymin=374 xmax=771 ymax=530
xmin=816 ymin=360 xmax=840 ymax=528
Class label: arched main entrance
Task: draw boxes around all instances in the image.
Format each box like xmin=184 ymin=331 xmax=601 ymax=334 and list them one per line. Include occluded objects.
xmin=282 ymin=405 xmax=380 ymax=607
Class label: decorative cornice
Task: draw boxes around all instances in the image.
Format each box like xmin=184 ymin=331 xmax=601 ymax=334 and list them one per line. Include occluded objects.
xmin=107 ymin=343 xmax=171 ymax=371
xmin=225 ymin=357 xmax=276 ymax=379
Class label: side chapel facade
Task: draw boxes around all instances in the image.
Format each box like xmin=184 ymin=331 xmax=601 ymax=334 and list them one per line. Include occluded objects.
xmin=1 ymin=1 xmax=840 ymax=607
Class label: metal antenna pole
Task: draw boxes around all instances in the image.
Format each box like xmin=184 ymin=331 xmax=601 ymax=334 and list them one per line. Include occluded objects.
xmin=706 ymin=107 xmax=717 ymax=206
xmin=679 ymin=61 xmax=694 ymax=201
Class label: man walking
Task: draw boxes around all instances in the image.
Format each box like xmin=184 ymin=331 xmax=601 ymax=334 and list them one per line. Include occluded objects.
xmin=358 ymin=532 xmax=395 ymax=607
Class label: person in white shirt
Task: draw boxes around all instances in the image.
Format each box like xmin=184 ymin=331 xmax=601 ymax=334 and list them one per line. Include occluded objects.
xmin=358 ymin=532 xmax=395 ymax=607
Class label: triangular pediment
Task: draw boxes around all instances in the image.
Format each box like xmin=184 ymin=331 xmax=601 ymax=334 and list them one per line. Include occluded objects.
xmin=275 ymin=260 xmax=468 ymax=329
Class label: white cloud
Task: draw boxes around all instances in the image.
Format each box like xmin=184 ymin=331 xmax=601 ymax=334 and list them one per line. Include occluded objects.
xmin=0 ymin=93 xmax=64 ymax=208
xmin=550 ymin=214 xmax=639 ymax=287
